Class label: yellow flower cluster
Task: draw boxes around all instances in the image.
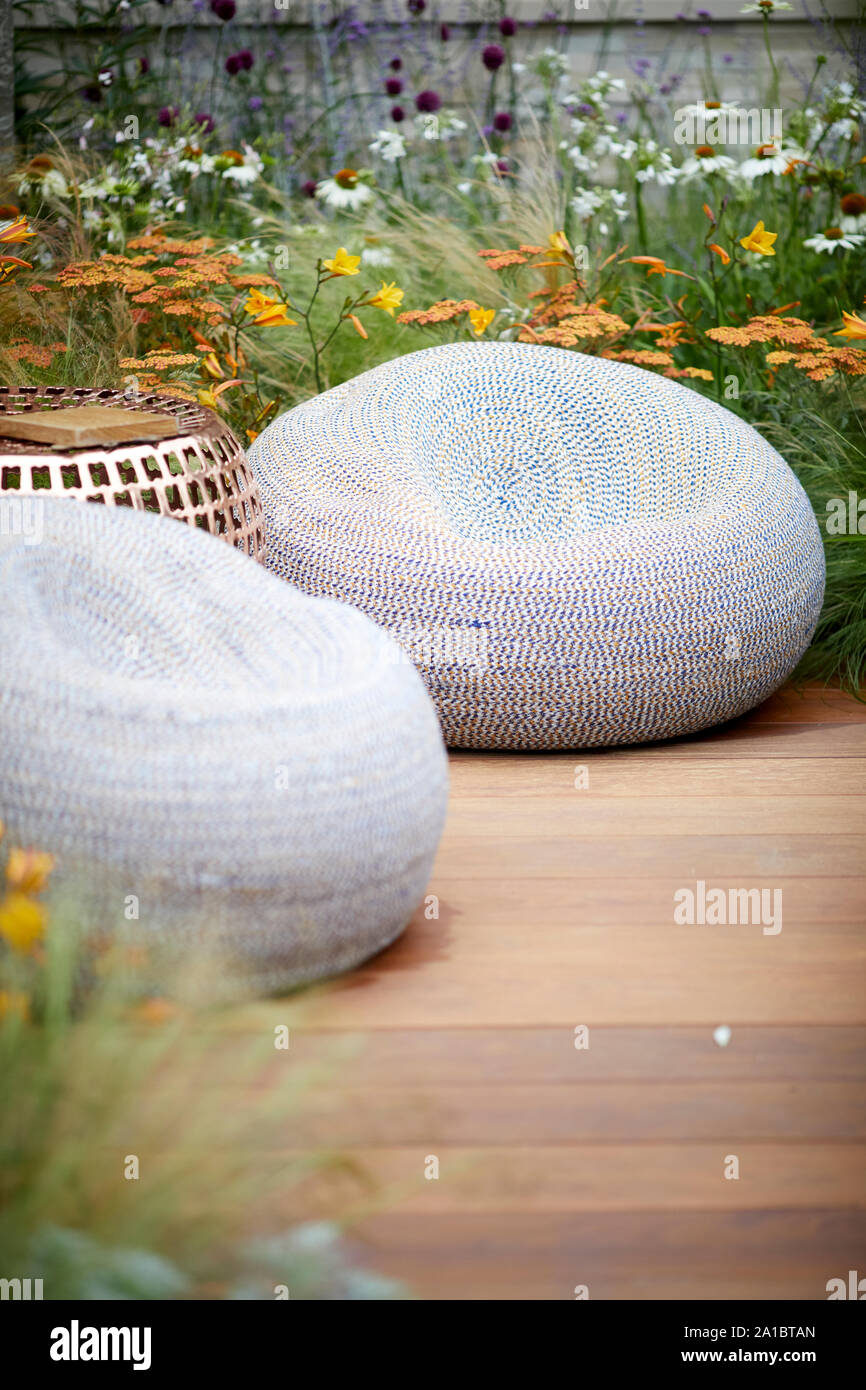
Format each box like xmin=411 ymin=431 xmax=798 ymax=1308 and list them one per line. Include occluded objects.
xmin=0 ymin=828 xmax=54 ymax=970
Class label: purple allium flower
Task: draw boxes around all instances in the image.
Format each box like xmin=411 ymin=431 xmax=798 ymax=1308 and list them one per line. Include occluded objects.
xmin=723 ymin=53 xmax=733 ymax=63
xmin=696 ymin=8 xmax=712 ymax=16
xmin=634 ymin=57 xmax=651 ymax=73
xmin=482 ymin=44 xmax=505 ymax=71
xmin=697 ymin=25 xmax=711 ymax=35
xmin=499 ymin=16 xmax=517 ymax=36
xmin=248 ymin=95 xmax=263 ymax=111
xmin=659 ymin=82 xmax=672 ymax=95
xmin=391 ymin=104 xmax=406 ymax=122
xmin=301 ymin=179 xmax=317 ymax=197
xmin=225 ymin=53 xmax=241 ymax=75
xmin=482 ymin=123 xmax=494 ymax=137
xmin=407 ymin=0 xmax=425 ymax=12
xmin=390 ymin=57 xmax=402 ymax=71
xmin=194 ymin=111 xmax=215 ymax=132
xmin=577 ymin=102 xmax=594 ymax=116
xmin=137 ymin=56 xmax=150 ymax=75
xmin=158 ymin=105 xmax=179 ymax=126
xmin=674 ymin=11 xmax=687 ymax=19
xmin=415 ymin=89 xmax=442 ymax=113
xmin=238 ymin=49 xmax=254 ymax=70
xmin=210 ymin=0 xmax=235 ymax=19
xmin=493 ymin=110 xmax=512 ymax=132
xmin=496 ymin=158 xmax=509 ymax=173
xmin=440 ymin=23 xmax=451 ymax=40
xmin=386 ymin=77 xmax=403 ymax=95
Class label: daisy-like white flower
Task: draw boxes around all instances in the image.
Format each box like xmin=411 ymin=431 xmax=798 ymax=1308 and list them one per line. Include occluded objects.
xmin=571 ymin=185 xmax=629 ymax=223
xmin=677 ymin=99 xmax=743 ymax=120
xmin=361 ymin=243 xmax=394 ymax=267
xmin=679 ymin=146 xmax=737 ymax=179
xmin=222 ymin=144 xmax=264 ymax=186
xmin=803 ymin=227 xmax=865 ymax=254
xmin=570 ymin=187 xmax=604 ymax=219
xmin=415 ymin=110 xmax=467 ymax=142
xmin=839 ymin=192 xmax=866 ymax=234
xmin=316 ymin=168 xmax=373 ymax=209
xmin=740 ymin=0 xmax=792 ymax=11
xmin=737 ymin=142 xmax=805 ymax=180
xmin=369 ymin=129 xmax=407 ymax=163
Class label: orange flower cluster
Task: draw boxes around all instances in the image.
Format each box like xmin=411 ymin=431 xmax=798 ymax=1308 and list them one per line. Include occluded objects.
xmin=603 ymin=347 xmax=675 ymax=368
xmin=228 ymin=272 xmax=280 ymax=290
xmin=477 ymin=244 xmax=546 ymax=271
xmin=526 ymin=281 xmax=587 ymax=327
xmin=55 ymin=234 xmax=246 ymax=330
xmin=521 ymin=302 xmax=629 ymax=347
xmin=118 ymin=351 xmax=199 ymax=370
xmin=6 ymin=339 xmax=67 ymax=368
xmin=705 ymin=315 xmax=818 ymax=348
xmin=397 ymin=298 xmax=480 ymax=326
xmin=707 ymin=315 xmax=866 ymax=380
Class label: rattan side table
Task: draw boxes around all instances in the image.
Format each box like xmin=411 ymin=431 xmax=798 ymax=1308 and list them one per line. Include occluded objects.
xmin=0 ymin=386 xmax=266 ymax=561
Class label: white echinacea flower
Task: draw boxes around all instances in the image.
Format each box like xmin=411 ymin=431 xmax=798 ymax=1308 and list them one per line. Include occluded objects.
xmin=803 ymin=228 xmax=865 ymax=254
xmin=316 ymin=168 xmax=373 ymax=209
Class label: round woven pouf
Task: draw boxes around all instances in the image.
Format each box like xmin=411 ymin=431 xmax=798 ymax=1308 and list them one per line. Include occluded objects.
xmin=0 ymin=498 xmax=447 ymax=994
xmin=0 ymin=386 xmax=265 ymax=560
xmin=248 ymin=341 xmax=826 ymax=750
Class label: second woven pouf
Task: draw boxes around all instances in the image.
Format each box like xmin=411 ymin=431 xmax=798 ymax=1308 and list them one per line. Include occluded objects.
xmin=0 ymin=499 xmax=447 ymax=992
xmin=249 ymin=341 xmax=825 ymax=750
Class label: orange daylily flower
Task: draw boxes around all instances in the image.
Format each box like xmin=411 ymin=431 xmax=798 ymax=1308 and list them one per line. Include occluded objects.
xmin=739 ymin=221 xmax=777 ymax=256
xmin=708 ymin=243 xmax=731 ymax=265
xmin=5 ymin=848 xmax=54 ymax=894
xmin=321 ymin=247 xmax=361 ymax=278
xmin=835 ymin=311 xmax=866 ymax=341
xmin=198 ymin=378 xmax=242 ymax=410
xmin=0 ymin=216 xmax=36 ymax=245
xmin=367 ymin=281 xmax=404 ymax=316
xmin=626 ymin=256 xmax=694 ymax=279
xmin=243 ymin=287 xmax=296 ymax=327
xmin=468 ymin=307 xmax=496 ymax=335
xmin=0 ymin=893 xmax=45 ymax=953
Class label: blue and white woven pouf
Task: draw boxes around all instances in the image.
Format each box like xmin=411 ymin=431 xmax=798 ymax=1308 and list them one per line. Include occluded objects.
xmin=0 ymin=499 xmax=447 ymax=991
xmin=249 ymin=341 xmax=825 ymax=749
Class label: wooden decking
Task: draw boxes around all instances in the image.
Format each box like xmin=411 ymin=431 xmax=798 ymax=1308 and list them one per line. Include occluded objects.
xmin=245 ymin=684 xmax=866 ymax=1300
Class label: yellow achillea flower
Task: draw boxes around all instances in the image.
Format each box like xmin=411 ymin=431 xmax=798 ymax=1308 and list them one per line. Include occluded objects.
xmin=368 ymin=281 xmax=404 ymax=316
xmin=0 ymin=892 xmax=45 ymax=953
xmin=322 ymin=248 xmax=361 ymax=277
xmin=243 ymin=287 xmax=296 ymax=327
xmin=469 ymin=307 xmax=495 ymax=335
xmin=835 ymin=311 xmax=866 ymax=341
xmin=5 ymin=847 xmax=54 ymax=894
xmin=739 ymin=221 xmax=777 ymax=255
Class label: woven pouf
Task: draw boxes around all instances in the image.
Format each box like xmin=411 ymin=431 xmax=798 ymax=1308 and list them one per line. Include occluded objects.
xmin=249 ymin=341 xmax=825 ymax=749
xmin=0 ymin=500 xmax=447 ymax=992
